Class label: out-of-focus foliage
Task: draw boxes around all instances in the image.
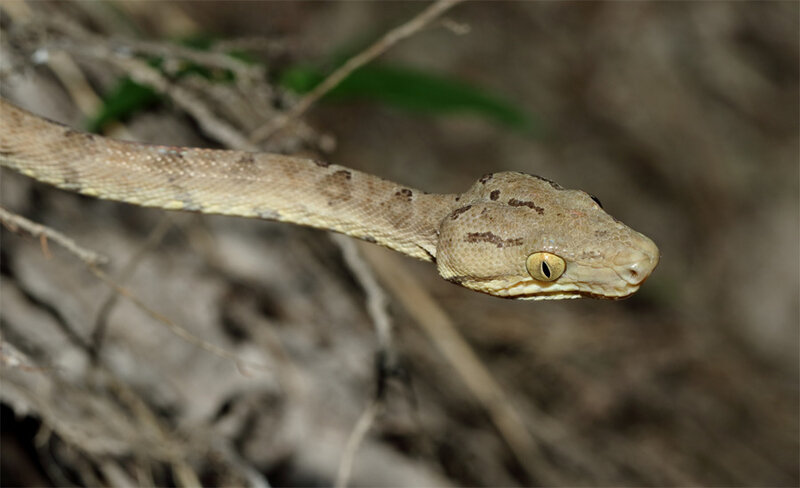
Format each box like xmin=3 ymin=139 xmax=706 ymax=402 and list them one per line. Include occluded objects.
xmin=280 ymin=63 xmax=537 ymax=133
xmin=89 ymin=37 xmax=534 ymax=134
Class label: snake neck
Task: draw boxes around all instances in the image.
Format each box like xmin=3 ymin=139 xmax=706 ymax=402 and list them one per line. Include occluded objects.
xmin=0 ymin=99 xmax=454 ymax=261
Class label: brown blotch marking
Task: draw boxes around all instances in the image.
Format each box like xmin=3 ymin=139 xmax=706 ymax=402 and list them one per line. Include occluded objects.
xmin=231 ymin=153 xmax=259 ymax=176
xmin=479 ymin=173 xmax=494 ymax=184
xmin=508 ymin=198 xmax=544 ymax=215
xmin=383 ymin=190 xmax=414 ymax=228
xmin=60 ymin=163 xmax=83 ymax=191
xmin=531 ymin=174 xmax=564 ymax=190
xmin=320 ymin=169 xmax=353 ymax=205
xmin=450 ymin=205 xmax=473 ymax=220
xmin=594 ymin=230 xmax=609 ymax=238
xmin=464 ymin=231 xmax=523 ymax=248
xmin=237 ymin=154 xmax=255 ymax=165
xmin=394 ymin=188 xmax=413 ymax=201
xmin=312 ymin=158 xmax=330 ymax=168
xmin=489 ymin=190 xmax=500 ymax=201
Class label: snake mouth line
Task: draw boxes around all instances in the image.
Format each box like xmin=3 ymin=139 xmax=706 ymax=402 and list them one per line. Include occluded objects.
xmin=499 ymin=282 xmax=642 ymax=300
xmin=512 ymin=289 xmax=638 ymax=300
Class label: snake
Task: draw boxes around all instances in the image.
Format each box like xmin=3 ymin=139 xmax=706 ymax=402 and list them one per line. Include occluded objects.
xmin=0 ymin=98 xmax=659 ymax=300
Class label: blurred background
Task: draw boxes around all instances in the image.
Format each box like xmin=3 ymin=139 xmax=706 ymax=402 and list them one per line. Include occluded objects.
xmin=1 ymin=1 xmax=797 ymax=486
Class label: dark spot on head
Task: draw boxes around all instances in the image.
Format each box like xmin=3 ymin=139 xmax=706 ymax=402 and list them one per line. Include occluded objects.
xmin=489 ymin=190 xmax=500 ymax=201
xmin=464 ymin=231 xmax=523 ymax=248
xmin=531 ymin=174 xmax=563 ymax=190
xmin=455 ymin=196 xmax=461 ymax=202
xmin=237 ymin=154 xmax=255 ymax=165
xmin=320 ymin=169 xmax=354 ymax=205
xmin=230 ymin=153 xmax=259 ymax=176
xmin=312 ymin=158 xmax=330 ymax=168
xmin=508 ymin=198 xmax=544 ymax=215
xmin=63 ymin=129 xmax=94 ymax=142
xmin=479 ymin=173 xmax=494 ymax=184
xmin=395 ymin=188 xmax=413 ymax=201
xmin=450 ymin=205 xmax=473 ymax=220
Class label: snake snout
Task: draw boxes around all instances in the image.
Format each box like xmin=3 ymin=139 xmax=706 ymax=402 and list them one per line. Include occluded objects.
xmin=613 ymin=237 xmax=660 ymax=286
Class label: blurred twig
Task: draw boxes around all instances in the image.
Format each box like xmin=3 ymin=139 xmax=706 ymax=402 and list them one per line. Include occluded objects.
xmin=249 ymin=0 xmax=465 ymax=142
xmin=335 ymin=398 xmax=382 ymax=488
xmin=0 ymin=206 xmax=109 ymax=266
xmin=90 ymin=215 xmax=173 ymax=361
xmin=0 ymin=206 xmax=268 ymax=374
xmin=358 ymin=243 xmax=563 ymax=486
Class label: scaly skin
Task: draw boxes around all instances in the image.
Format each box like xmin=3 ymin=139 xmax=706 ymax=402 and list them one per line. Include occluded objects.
xmin=0 ymin=99 xmax=659 ymax=299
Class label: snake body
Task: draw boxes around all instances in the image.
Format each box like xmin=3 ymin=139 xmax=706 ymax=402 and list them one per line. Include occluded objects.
xmin=0 ymin=99 xmax=659 ymax=299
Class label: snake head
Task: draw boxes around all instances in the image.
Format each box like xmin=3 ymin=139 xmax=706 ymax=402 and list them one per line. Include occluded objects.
xmin=436 ymin=172 xmax=659 ymax=300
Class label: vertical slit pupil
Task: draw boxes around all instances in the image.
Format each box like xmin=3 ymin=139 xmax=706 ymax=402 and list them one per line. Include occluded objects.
xmin=541 ymin=261 xmax=551 ymax=278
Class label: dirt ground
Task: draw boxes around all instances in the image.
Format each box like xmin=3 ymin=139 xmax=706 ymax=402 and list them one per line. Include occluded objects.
xmin=1 ymin=2 xmax=797 ymax=487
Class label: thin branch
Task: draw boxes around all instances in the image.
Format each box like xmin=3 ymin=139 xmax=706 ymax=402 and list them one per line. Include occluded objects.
xmin=0 ymin=206 xmax=268 ymax=374
xmin=358 ymin=244 xmax=564 ymax=486
xmin=86 ymin=264 xmax=270 ymax=376
xmin=335 ymin=398 xmax=381 ymax=488
xmin=0 ymin=205 xmax=109 ymax=266
xmin=249 ymin=0 xmax=465 ymax=142
xmin=331 ymin=234 xmax=393 ymax=355
xmin=90 ymin=215 xmax=173 ymax=361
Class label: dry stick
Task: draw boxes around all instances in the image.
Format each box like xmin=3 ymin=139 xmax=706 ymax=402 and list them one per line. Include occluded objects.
xmin=358 ymin=243 xmax=563 ymax=486
xmin=331 ymin=234 xmax=393 ymax=355
xmin=86 ymin=265 xmax=269 ymax=375
xmin=57 ymin=39 xmax=260 ymax=151
xmin=250 ymin=0 xmax=465 ymax=142
xmin=106 ymin=55 xmax=260 ymax=152
xmin=0 ymin=206 xmax=267 ymax=374
xmin=335 ymin=398 xmax=382 ymax=488
xmin=90 ymin=215 xmax=174 ymax=360
xmin=98 ymin=369 xmax=202 ymax=487
xmin=2 ymin=1 xmax=100 ymax=115
xmin=107 ymin=36 xmax=264 ymax=79
xmin=0 ymin=206 xmax=109 ymax=265
xmin=331 ymin=234 xmax=393 ymax=488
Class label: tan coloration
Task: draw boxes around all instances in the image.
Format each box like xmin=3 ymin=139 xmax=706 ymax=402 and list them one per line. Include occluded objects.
xmin=0 ymin=99 xmax=659 ymax=299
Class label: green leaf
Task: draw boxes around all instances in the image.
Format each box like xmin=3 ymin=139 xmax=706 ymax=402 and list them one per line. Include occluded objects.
xmin=86 ymin=78 xmax=161 ymax=133
xmin=280 ymin=64 xmax=539 ymax=134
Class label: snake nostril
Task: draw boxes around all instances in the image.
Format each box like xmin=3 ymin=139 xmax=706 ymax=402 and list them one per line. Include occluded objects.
xmin=619 ymin=262 xmax=645 ymax=285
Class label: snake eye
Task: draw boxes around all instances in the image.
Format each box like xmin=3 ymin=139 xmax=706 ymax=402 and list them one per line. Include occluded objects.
xmin=526 ymin=252 xmax=566 ymax=282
